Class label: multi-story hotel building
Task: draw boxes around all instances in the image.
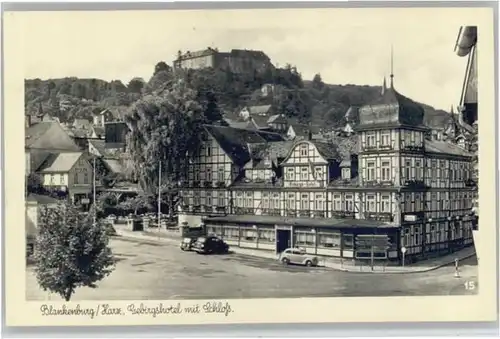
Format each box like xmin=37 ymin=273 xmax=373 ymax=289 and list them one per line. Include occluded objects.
xmin=178 ymin=77 xmax=477 ymax=265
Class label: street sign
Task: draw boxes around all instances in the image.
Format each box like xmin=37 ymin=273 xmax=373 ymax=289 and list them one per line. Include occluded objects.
xmin=401 ymin=246 xmax=407 ymax=254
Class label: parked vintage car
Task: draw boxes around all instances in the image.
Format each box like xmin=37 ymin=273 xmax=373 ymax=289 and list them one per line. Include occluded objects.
xmin=192 ymin=236 xmax=229 ymax=254
xmin=180 ymin=237 xmax=197 ymax=251
xmin=279 ymin=248 xmax=319 ymax=267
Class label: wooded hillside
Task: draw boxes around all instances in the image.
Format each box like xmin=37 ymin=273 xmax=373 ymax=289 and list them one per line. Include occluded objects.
xmin=25 ymin=60 xmax=452 ymax=129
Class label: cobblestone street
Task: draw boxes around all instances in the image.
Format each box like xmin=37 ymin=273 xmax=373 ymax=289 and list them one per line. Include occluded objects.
xmin=26 ymin=237 xmax=479 ymax=301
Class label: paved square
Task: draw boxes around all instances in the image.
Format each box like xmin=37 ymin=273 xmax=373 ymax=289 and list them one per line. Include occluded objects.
xmin=26 ymin=237 xmax=478 ymax=301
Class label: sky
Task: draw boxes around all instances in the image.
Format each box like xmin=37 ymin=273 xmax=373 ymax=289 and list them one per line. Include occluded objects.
xmin=15 ymin=8 xmax=477 ymax=112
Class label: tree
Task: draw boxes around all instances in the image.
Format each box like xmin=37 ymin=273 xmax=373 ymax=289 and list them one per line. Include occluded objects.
xmin=312 ymin=73 xmax=324 ymax=91
xmin=154 ymin=61 xmax=172 ymax=75
xmin=128 ymin=77 xmax=146 ymax=94
xmin=124 ymin=78 xmax=204 ymax=197
xmin=34 ymin=203 xmax=115 ymax=301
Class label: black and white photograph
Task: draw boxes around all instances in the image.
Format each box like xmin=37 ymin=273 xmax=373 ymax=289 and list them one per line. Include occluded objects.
xmin=3 ymin=6 xmax=497 ymax=327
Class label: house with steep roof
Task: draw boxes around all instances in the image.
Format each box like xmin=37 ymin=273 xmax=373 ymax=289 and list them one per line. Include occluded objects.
xmin=239 ymin=105 xmax=273 ymax=120
xmin=287 ymin=123 xmax=322 ymax=140
xmin=34 ymin=151 xmax=93 ymax=205
xmin=25 ymin=121 xmax=80 ymax=176
xmin=72 ymin=118 xmax=92 ymax=131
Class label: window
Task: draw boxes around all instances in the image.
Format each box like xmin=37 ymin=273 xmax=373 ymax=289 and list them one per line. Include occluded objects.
xmin=318 ymin=232 xmax=341 ymax=248
xmin=286 ymin=168 xmax=294 ymax=180
xmin=300 ymin=194 xmax=309 ymax=210
xmin=271 ymin=193 xmax=280 ymax=209
xmin=193 ymin=192 xmax=201 ymax=206
xmin=241 ymin=229 xmax=257 ymax=241
xmin=342 ymin=167 xmax=351 ymax=180
xmin=345 ymin=195 xmax=354 ymax=211
xmin=314 ymin=167 xmax=323 ymax=179
xmin=244 ymin=192 xmax=253 ymax=208
xmin=300 ymin=145 xmax=308 ymax=157
xmin=286 ymin=193 xmax=295 ymax=210
xmin=405 ymin=160 xmax=411 ymax=180
xmin=381 ymin=132 xmax=390 ymax=146
xmin=314 ymin=194 xmax=324 ymax=210
xmin=366 ymin=162 xmax=375 ymax=181
xmin=206 ymin=146 xmax=211 ymax=157
xmin=50 ymin=174 xmax=57 ymax=185
xmin=366 ymin=195 xmax=376 ymax=212
xmin=343 ymin=234 xmax=354 ymax=249
xmin=224 ymin=227 xmax=240 ymax=240
xmin=206 ymin=195 xmax=212 ymax=207
xmin=403 ymin=228 xmax=410 ymax=246
xmin=295 ymin=232 xmax=315 ymax=247
xmin=218 ymin=192 xmax=224 ymax=206
xmin=415 ymin=160 xmax=422 ymax=180
xmin=366 ymin=133 xmax=376 ymax=147
xmin=381 ymin=195 xmax=391 ymax=213
xmin=381 ymin=161 xmax=391 ymax=181
xmin=262 ymin=193 xmax=270 ymax=209
xmin=301 ymin=167 xmax=308 ymax=181
xmin=236 ymin=192 xmax=243 ymax=207
xmin=258 ymin=229 xmax=275 ymax=243
xmin=206 ymin=168 xmax=212 ymax=181
xmin=74 ymin=173 xmax=79 ymax=185
xmin=83 ymin=173 xmax=89 ymax=184
xmin=217 ymin=168 xmax=224 ymax=181
xmin=414 ymin=227 xmax=420 ymax=245
xmin=333 ymin=194 xmax=341 ymax=211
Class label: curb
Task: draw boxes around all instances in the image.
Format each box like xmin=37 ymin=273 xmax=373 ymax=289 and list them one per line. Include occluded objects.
xmin=113 ymin=231 xmax=476 ymax=275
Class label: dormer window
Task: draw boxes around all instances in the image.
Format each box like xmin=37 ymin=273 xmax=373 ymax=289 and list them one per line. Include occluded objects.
xmin=342 ymin=167 xmax=351 ymax=180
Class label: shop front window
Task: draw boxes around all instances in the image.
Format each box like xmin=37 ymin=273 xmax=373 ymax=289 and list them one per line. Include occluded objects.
xmin=318 ymin=232 xmax=341 ymax=248
xmin=258 ymin=229 xmax=275 ymax=243
xmin=343 ymin=234 xmax=353 ymax=249
xmin=295 ymin=231 xmax=315 ymax=247
xmin=241 ymin=229 xmax=258 ymax=241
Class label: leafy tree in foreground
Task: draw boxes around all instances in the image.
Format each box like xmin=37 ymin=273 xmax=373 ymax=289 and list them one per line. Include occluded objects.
xmin=34 ymin=203 xmax=115 ymax=301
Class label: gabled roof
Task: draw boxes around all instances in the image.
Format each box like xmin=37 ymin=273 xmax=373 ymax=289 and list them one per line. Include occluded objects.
xmin=246 ymin=105 xmax=272 ymax=115
xmin=203 ymin=125 xmax=285 ymax=166
xmin=37 ymin=152 xmax=85 ymax=173
xmin=267 ymin=114 xmax=287 ymax=124
xmin=103 ymin=158 xmax=124 ymax=174
xmin=89 ymin=139 xmax=107 ymax=156
xmin=288 ymin=124 xmax=321 ymax=137
xmin=223 ymin=117 xmax=249 ymax=129
xmin=25 ymin=122 xmax=79 ymax=151
xmin=249 ymin=115 xmax=271 ymax=129
xmin=425 ymin=139 xmax=473 ymax=157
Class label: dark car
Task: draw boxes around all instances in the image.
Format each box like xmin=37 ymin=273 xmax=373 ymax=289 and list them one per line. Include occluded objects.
xmin=192 ymin=236 xmax=229 ymax=254
xmin=180 ymin=237 xmax=197 ymax=251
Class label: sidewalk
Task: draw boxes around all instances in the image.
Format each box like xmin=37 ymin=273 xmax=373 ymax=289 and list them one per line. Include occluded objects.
xmin=113 ymin=228 xmax=476 ymax=274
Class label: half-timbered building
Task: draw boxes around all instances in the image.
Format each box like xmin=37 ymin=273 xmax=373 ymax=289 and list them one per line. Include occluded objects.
xmin=178 ymin=77 xmax=477 ymax=265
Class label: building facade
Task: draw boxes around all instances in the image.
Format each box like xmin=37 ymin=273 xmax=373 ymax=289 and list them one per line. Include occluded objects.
xmin=178 ymin=77 xmax=477 ymax=264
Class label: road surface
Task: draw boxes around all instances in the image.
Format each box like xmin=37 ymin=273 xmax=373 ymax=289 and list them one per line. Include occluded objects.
xmin=26 ymin=237 xmax=478 ymax=301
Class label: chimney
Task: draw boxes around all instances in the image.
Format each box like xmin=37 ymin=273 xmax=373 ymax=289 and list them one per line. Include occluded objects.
xmin=307 ymin=129 xmax=313 ymax=140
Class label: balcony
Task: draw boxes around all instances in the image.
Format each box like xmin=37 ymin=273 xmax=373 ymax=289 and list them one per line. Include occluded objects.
xmin=378 ymin=144 xmax=394 ymax=151
xmin=215 ymin=206 xmax=227 ymax=213
xmin=365 ymin=212 xmax=393 ymax=222
xmin=192 ymin=181 xmax=201 ymax=188
xmin=203 ymin=181 xmax=213 ymax=188
xmin=363 ymin=145 xmax=378 ymax=151
xmin=262 ymin=208 xmax=281 ymax=216
xmin=215 ymin=181 xmax=225 ymax=188
xmin=331 ymin=211 xmax=355 ymax=219
xmin=403 ymin=145 xmax=425 ymax=152
xmin=234 ymin=207 xmax=253 ymax=215
xmin=403 ymin=180 xmax=427 ymax=189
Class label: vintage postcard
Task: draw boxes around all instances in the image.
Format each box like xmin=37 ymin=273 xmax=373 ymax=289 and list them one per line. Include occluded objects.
xmin=3 ymin=6 xmax=497 ymax=327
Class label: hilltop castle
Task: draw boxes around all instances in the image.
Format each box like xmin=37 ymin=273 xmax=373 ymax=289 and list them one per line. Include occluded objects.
xmin=173 ymin=47 xmax=275 ymax=74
